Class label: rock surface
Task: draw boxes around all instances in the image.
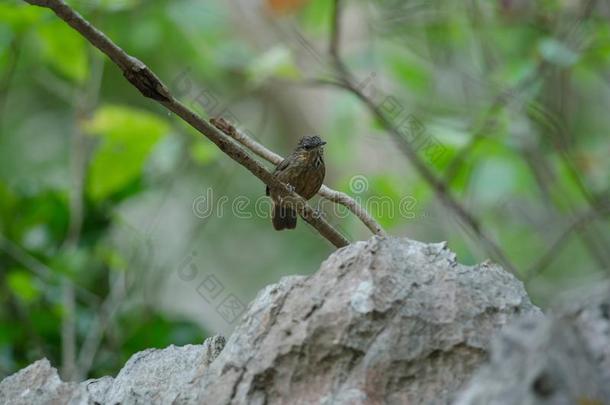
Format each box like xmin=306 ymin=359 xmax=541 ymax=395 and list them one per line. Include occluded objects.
xmin=0 ymin=335 xmax=226 ymax=405
xmin=0 ymin=237 xmax=539 ymax=404
xmin=191 ymin=236 xmax=538 ymax=404
xmin=455 ymin=283 xmax=610 ymax=405
xmin=0 ymin=358 xmax=87 ymax=405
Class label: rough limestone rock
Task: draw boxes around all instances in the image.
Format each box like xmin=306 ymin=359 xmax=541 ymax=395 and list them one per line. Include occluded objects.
xmin=455 ymin=283 xmax=610 ymax=405
xmin=0 ymin=359 xmax=88 ymax=405
xmin=190 ymin=236 xmax=538 ymax=404
xmin=0 ymin=336 xmax=226 ymax=405
xmin=94 ymin=335 xmax=226 ymax=404
xmin=0 ymin=236 xmax=539 ymax=404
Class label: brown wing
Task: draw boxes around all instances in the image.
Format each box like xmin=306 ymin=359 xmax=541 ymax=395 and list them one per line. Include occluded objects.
xmin=266 ymin=156 xmax=292 ymax=196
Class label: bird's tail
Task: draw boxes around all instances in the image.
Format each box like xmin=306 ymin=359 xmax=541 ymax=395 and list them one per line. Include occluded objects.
xmin=272 ymin=204 xmax=297 ymax=230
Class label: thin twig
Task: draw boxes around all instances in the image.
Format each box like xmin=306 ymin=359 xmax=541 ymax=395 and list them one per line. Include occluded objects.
xmin=60 ymin=280 xmax=76 ymax=380
xmin=76 ymin=199 xmax=181 ymax=378
xmin=446 ymin=0 xmax=598 ymax=186
xmin=324 ymin=0 xmax=517 ymax=274
xmin=0 ymin=234 xmax=99 ymax=305
xmin=443 ymin=61 xmax=548 ymax=185
xmin=60 ymin=49 xmax=105 ymax=382
xmin=210 ymin=117 xmax=387 ymax=236
xmin=77 ymin=271 xmax=126 ymax=379
xmin=23 ymin=0 xmax=350 ymax=249
xmin=526 ymin=203 xmax=610 ymax=281
xmin=0 ymin=36 xmax=22 ymax=127
xmin=329 ymin=0 xmax=342 ymax=61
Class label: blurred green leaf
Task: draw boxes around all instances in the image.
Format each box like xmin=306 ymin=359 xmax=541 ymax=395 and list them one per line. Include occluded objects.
xmin=583 ymin=22 xmax=610 ymax=66
xmin=247 ymin=46 xmax=300 ymax=85
xmin=129 ymin=19 xmax=162 ymax=52
xmin=298 ymin=0 xmax=331 ymax=32
xmin=0 ymin=2 xmax=43 ymax=32
xmin=95 ymin=243 xmax=128 ymax=270
xmin=0 ymin=24 xmax=14 ymax=63
xmin=539 ymin=38 xmax=579 ymax=68
xmin=191 ymin=141 xmax=220 ymax=165
xmin=30 ymin=307 xmax=61 ymax=338
xmin=0 ymin=181 xmax=17 ymax=232
xmin=387 ymin=52 xmax=431 ymax=92
xmin=367 ymin=175 xmax=404 ymax=228
xmin=50 ymin=248 xmax=89 ymax=278
xmin=123 ymin=315 xmax=204 ymax=350
xmin=83 ymin=105 xmax=170 ymax=201
xmin=7 ymin=270 xmax=40 ymax=303
xmin=66 ymin=0 xmax=141 ymax=12
xmin=37 ymin=19 xmax=88 ymax=83
xmin=166 ymin=0 xmax=226 ymax=37
xmin=7 ymin=191 xmax=70 ymax=251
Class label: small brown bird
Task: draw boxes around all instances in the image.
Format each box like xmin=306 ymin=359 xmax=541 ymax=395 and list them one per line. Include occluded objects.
xmin=266 ymin=136 xmax=326 ymax=230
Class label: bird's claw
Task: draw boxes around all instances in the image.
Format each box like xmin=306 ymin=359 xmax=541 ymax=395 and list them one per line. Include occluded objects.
xmin=312 ymin=208 xmax=325 ymax=219
xmin=285 ymin=183 xmax=296 ymax=193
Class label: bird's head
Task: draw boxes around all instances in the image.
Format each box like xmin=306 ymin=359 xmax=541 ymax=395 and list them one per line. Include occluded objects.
xmin=297 ymin=136 xmax=326 ymax=152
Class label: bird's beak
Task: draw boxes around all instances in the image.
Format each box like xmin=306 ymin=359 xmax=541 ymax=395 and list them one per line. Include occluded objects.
xmin=319 ymin=141 xmax=327 ymax=146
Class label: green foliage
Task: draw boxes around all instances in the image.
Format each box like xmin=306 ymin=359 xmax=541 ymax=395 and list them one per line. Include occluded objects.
xmin=247 ymin=46 xmax=300 ymax=85
xmin=37 ymin=19 xmax=89 ymax=83
xmin=0 ymin=2 xmax=43 ymax=33
xmin=7 ymin=270 xmax=41 ymax=303
xmin=538 ymin=37 xmax=580 ymax=67
xmin=1 ymin=0 xmax=609 ymax=380
xmin=298 ymin=0 xmax=332 ymax=33
xmin=84 ymin=105 xmax=170 ymax=201
xmin=190 ymin=141 xmax=220 ymax=165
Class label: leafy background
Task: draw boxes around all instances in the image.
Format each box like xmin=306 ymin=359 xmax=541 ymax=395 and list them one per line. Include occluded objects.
xmin=1 ymin=0 xmax=609 ymax=379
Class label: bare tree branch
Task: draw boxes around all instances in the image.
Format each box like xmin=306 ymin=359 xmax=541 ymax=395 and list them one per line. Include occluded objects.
xmin=77 ymin=271 xmax=126 ymax=379
xmin=325 ymin=0 xmax=517 ymax=274
xmin=443 ymin=61 xmax=549 ymax=186
xmin=210 ymin=118 xmax=387 ymax=237
xmin=23 ymin=0 xmax=350 ymax=249
xmin=329 ymin=0 xmax=342 ymax=62
xmin=526 ymin=201 xmax=610 ymax=281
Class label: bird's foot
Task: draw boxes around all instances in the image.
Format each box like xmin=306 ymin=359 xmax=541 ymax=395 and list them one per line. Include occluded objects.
xmin=285 ymin=183 xmax=296 ymax=193
xmin=312 ymin=208 xmax=325 ymax=219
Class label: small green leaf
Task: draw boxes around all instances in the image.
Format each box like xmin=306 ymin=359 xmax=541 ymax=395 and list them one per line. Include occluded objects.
xmin=7 ymin=270 xmax=40 ymax=303
xmin=84 ymin=105 xmax=170 ymax=201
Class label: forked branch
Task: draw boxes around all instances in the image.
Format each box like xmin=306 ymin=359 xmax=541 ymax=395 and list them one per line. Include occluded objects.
xmin=23 ymin=0 xmax=351 ymax=248
xmin=210 ymin=118 xmax=387 ymax=237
